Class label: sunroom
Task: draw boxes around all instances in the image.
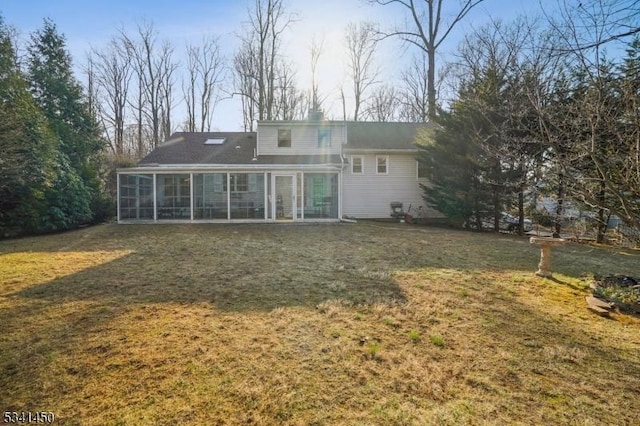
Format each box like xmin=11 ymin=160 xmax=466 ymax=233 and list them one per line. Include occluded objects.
xmin=117 ymin=169 xmax=341 ymax=223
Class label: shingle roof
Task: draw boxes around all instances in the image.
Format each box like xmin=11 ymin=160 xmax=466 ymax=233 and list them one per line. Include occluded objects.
xmin=138 ymin=122 xmax=431 ymax=166
xmin=346 ymin=121 xmax=429 ymax=150
xmin=138 ymin=132 xmax=342 ymax=166
xmin=139 ymin=132 xmax=256 ymax=165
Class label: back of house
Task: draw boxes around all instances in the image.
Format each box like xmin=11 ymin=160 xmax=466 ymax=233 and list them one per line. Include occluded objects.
xmin=116 ymin=116 xmax=443 ymax=223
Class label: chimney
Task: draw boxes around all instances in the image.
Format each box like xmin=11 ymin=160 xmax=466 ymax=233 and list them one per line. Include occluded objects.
xmin=307 ymin=107 xmax=324 ymax=121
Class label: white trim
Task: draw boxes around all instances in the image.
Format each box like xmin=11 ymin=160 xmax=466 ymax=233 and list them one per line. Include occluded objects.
xmin=317 ymin=128 xmax=332 ymax=148
xmin=277 ymin=128 xmax=292 ymax=148
xmin=376 ymin=155 xmax=389 ymax=175
xmin=272 ymin=173 xmax=297 ymax=221
xmin=338 ymin=171 xmax=343 ymax=218
xmin=226 ymin=173 xmax=231 ymax=220
xmin=189 ymin=173 xmax=194 ymax=221
xmin=153 ymin=173 xmax=157 ymax=221
xmin=117 ymin=164 xmax=341 ymax=173
xmin=416 ymin=160 xmax=429 ymax=181
xmin=258 ymin=120 xmax=347 ymax=127
xmin=351 ymin=155 xmax=364 ymax=174
xmin=263 ymin=172 xmax=268 ymax=220
xmin=300 ymin=172 xmax=305 ymax=221
xmin=116 ymin=173 xmax=121 ymax=223
xmin=343 ymin=148 xmax=419 ymax=154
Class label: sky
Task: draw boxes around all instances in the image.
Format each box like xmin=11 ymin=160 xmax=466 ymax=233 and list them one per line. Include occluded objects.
xmin=0 ymin=0 xmax=556 ymax=131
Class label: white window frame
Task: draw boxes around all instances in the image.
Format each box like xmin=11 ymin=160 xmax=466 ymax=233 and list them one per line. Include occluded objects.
xmin=277 ymin=128 xmax=291 ymax=148
xmin=416 ymin=160 xmax=429 ymax=180
xmin=317 ymin=128 xmax=331 ymax=148
xmin=376 ymin=155 xmax=388 ymax=175
xmin=351 ymin=155 xmax=364 ymax=174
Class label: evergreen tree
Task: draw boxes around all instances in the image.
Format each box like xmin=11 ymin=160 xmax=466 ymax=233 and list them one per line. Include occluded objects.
xmin=417 ymin=104 xmax=491 ymax=229
xmin=26 ymin=19 xmax=108 ymax=225
xmin=0 ymin=17 xmax=59 ymax=234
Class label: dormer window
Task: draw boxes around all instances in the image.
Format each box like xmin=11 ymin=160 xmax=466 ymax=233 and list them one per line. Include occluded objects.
xmin=317 ymin=128 xmax=331 ymax=148
xmin=278 ymin=129 xmax=291 ymax=147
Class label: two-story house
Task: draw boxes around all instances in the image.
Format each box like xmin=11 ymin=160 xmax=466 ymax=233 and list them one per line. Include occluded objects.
xmin=116 ymin=116 xmax=442 ymax=223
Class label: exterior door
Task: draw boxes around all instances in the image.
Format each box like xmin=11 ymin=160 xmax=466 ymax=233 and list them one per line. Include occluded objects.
xmin=273 ymin=175 xmax=296 ymax=221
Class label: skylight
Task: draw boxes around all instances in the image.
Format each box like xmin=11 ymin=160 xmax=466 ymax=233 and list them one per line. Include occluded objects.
xmin=204 ymin=138 xmax=226 ymax=145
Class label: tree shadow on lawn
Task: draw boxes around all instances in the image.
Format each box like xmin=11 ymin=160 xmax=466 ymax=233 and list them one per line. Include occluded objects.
xmin=3 ymin=224 xmax=640 ymax=422
xmin=4 ymin=255 xmax=640 ymax=424
xmin=9 ymin=250 xmax=408 ymax=312
xmin=6 ymin=223 xmax=639 ymax=312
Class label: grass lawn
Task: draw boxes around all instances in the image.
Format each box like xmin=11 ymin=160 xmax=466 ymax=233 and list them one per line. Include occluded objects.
xmin=1 ymin=222 xmax=639 ymax=425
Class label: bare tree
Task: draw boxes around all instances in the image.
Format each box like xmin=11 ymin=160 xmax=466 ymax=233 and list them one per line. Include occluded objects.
xmin=233 ymin=37 xmax=258 ymax=131
xmin=309 ymin=35 xmax=324 ymax=112
xmin=345 ymin=21 xmax=379 ymax=121
xmin=398 ymin=54 xmax=429 ymax=122
xmin=88 ymin=38 xmax=132 ymax=155
xmin=545 ymin=0 xmax=640 ymax=54
xmin=365 ymin=84 xmax=399 ymax=121
xmin=371 ymin=0 xmax=486 ymax=120
xmin=540 ymin=0 xmax=640 ymax=236
xmin=234 ymin=0 xmax=295 ymax=129
xmin=275 ymin=61 xmax=307 ymax=120
xmin=121 ymin=22 xmax=177 ymax=151
xmin=183 ymin=36 xmax=225 ymax=132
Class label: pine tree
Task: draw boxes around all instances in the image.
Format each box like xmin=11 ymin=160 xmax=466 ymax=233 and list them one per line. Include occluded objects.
xmin=417 ymin=104 xmax=491 ymax=229
xmin=0 ymin=17 xmax=59 ymax=234
xmin=26 ymin=19 xmax=108 ymax=226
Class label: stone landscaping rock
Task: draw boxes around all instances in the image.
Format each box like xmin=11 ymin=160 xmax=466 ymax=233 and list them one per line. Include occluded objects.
xmin=589 ymin=274 xmax=640 ymax=315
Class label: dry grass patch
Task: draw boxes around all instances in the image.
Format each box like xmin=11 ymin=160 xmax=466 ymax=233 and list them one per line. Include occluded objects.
xmin=1 ymin=223 xmax=639 ymax=425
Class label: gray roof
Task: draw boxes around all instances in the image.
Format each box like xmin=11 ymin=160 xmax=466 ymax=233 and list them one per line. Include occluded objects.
xmin=138 ymin=122 xmax=429 ymax=166
xmin=139 ymin=132 xmax=256 ymax=165
xmin=138 ymin=132 xmax=341 ymax=166
xmin=346 ymin=121 xmax=428 ymax=150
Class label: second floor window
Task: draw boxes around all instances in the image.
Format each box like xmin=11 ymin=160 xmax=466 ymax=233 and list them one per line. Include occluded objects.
xmin=351 ymin=156 xmax=363 ymax=174
xmin=376 ymin=156 xmax=388 ymax=174
xmin=318 ymin=128 xmax=331 ymax=148
xmin=278 ymin=129 xmax=291 ymax=147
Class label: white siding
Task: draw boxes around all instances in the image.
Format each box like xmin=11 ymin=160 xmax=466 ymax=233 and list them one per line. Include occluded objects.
xmin=257 ymin=123 xmax=345 ymax=156
xmin=342 ymin=153 xmax=444 ymax=219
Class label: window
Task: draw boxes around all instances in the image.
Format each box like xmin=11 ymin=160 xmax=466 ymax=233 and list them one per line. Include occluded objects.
xmin=376 ymin=156 xmax=388 ymax=174
xmin=304 ymin=173 xmax=339 ymax=219
xmin=204 ymin=138 xmax=225 ymax=145
xmin=119 ymin=174 xmax=154 ymax=220
xmin=317 ymin=128 xmax=331 ymax=147
xmin=156 ymin=174 xmax=191 ymax=219
xmin=228 ymin=174 xmax=249 ymax=192
xmin=417 ymin=160 xmax=430 ymax=180
xmin=277 ymin=129 xmax=291 ymax=147
xmin=351 ymin=156 xmax=364 ymax=174
xmin=193 ymin=173 xmax=227 ymax=219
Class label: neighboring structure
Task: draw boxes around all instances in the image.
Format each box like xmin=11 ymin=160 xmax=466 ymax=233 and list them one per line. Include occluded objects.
xmin=116 ymin=116 xmax=442 ymax=223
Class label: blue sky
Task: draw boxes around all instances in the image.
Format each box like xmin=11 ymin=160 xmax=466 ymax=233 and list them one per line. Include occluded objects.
xmin=1 ymin=0 xmax=554 ymax=131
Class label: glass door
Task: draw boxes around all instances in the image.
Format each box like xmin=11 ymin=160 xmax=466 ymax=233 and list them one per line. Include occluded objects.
xmin=273 ymin=175 xmax=296 ymax=221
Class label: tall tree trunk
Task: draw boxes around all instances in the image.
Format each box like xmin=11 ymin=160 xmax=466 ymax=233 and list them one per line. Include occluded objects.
xmin=554 ymin=169 xmax=565 ymax=238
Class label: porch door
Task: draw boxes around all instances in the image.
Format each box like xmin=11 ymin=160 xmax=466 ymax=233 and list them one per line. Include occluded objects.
xmin=273 ymin=174 xmax=296 ymax=221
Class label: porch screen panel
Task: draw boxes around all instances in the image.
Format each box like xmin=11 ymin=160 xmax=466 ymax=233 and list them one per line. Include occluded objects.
xmin=303 ymin=173 xmax=338 ymax=218
xmin=156 ymin=174 xmax=191 ymax=219
xmin=119 ymin=174 xmax=154 ymax=220
xmin=193 ymin=173 xmax=228 ymax=219
xmin=230 ymin=173 xmax=265 ymax=219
